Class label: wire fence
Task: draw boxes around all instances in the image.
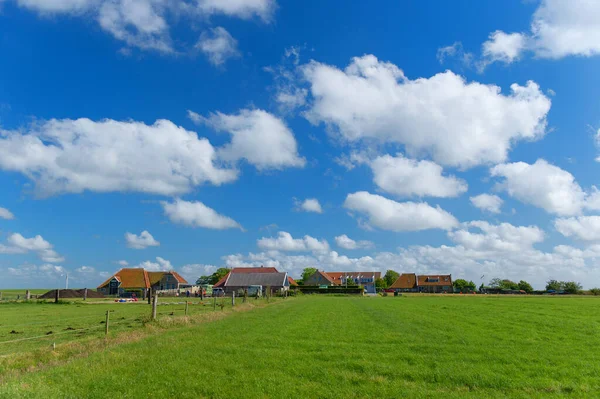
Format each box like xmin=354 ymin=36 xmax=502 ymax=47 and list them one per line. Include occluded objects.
xmin=0 ymin=293 xmax=271 ymax=357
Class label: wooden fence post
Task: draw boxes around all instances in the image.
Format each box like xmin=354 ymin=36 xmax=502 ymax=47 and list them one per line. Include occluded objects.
xmin=105 ymin=310 xmax=110 ymax=336
xmin=55 ymin=289 xmax=59 ymax=303
xmin=151 ymin=292 xmax=158 ymax=321
xmin=243 ymin=288 xmax=247 ymax=303
xmin=0 ymin=292 xmax=2 ymax=300
xmin=213 ymin=296 xmax=216 ymax=311
xmin=232 ymin=291 xmax=235 ymax=307
xmin=83 ymin=288 xmax=88 ymax=301
xmin=185 ymin=301 xmax=189 ymax=316
xmin=25 ymin=290 xmax=31 ymax=300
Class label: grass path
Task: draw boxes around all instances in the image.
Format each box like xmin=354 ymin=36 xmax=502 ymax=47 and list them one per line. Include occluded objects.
xmin=2 ymin=296 xmax=600 ymax=398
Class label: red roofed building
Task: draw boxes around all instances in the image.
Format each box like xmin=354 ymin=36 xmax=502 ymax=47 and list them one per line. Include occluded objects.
xmin=304 ymin=270 xmax=381 ymax=293
xmin=214 ymin=266 xmax=281 ymax=288
xmin=97 ymin=268 xmax=188 ymax=297
xmin=389 ymin=273 xmax=452 ymax=293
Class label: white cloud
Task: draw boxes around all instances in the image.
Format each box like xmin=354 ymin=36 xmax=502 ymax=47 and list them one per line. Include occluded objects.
xmin=436 ymin=42 xmax=474 ymax=67
xmin=296 ymin=198 xmax=323 ymax=214
xmin=125 ymin=230 xmax=160 ymax=249
xmin=75 ymin=265 xmax=95 ymax=273
xmin=334 ymin=234 xmax=373 ymax=250
xmin=480 ymin=0 xmax=600 ymax=65
xmin=0 ymin=118 xmax=237 ymax=197
xmin=162 ymin=198 xmax=242 ymax=230
xmin=179 ymin=263 xmax=217 ymax=282
xmin=117 ymin=260 xmax=129 ymax=266
xmin=491 ymin=159 xmax=600 ymax=216
xmin=12 ymin=0 xmax=277 ymax=53
xmin=196 ymin=27 xmax=240 ymax=66
xmin=369 ymin=154 xmax=467 ymax=198
xmin=196 ymin=0 xmax=275 ymax=21
xmin=555 ymin=216 xmax=600 ymax=241
xmin=0 ymin=233 xmax=64 ymax=263
xmin=257 ymin=231 xmax=329 ymax=252
xmin=448 ymin=221 xmax=545 ymax=253
xmin=135 ymin=256 xmax=173 ymax=271
xmin=343 ymin=191 xmax=459 ymax=232
xmin=193 ymin=108 xmax=305 ymax=170
xmin=6 ymin=263 xmax=66 ymax=279
xmin=302 ymin=55 xmax=551 ymax=168
xmin=470 ymin=194 xmax=503 ymax=214
xmin=0 ymin=207 xmax=14 ymax=219
xmin=481 ymin=31 xmax=527 ymax=66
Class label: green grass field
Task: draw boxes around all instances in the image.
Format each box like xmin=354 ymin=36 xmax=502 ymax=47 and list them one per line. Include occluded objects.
xmin=2 ymin=295 xmax=600 ymax=398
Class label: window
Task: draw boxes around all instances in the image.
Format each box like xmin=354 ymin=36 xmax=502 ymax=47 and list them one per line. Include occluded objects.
xmin=428 ymin=278 xmax=439 ymax=283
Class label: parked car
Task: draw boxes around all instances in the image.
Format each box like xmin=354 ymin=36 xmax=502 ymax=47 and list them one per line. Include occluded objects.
xmin=212 ymin=287 xmax=225 ymax=297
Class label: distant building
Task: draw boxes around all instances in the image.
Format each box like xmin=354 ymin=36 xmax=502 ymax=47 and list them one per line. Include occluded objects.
xmin=390 ymin=273 xmax=452 ymax=293
xmin=213 ymin=266 xmax=297 ymax=294
xmin=97 ymin=268 xmax=188 ymax=297
xmin=304 ymin=270 xmax=381 ymax=293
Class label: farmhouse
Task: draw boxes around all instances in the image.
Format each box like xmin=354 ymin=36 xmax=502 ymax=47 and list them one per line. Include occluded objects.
xmin=97 ymin=268 xmax=188 ymax=297
xmin=213 ymin=266 xmax=297 ymax=294
xmin=305 ymin=271 xmax=381 ymax=293
xmin=390 ymin=273 xmax=453 ymax=293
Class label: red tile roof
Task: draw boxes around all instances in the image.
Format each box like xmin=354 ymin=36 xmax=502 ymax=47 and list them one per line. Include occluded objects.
xmin=310 ymin=270 xmax=336 ymax=285
xmin=390 ymin=273 xmax=417 ymax=289
xmin=170 ymin=271 xmax=188 ymax=284
xmin=417 ymin=275 xmax=452 ymax=286
xmin=287 ymin=276 xmax=298 ymax=286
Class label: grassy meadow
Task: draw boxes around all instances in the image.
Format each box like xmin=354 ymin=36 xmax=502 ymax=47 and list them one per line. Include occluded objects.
xmin=2 ymin=295 xmax=600 ymax=398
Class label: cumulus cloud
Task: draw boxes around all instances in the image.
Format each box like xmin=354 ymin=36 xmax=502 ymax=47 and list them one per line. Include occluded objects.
xmin=117 ymin=260 xmax=129 ymax=266
xmin=479 ymin=0 xmax=600 ymax=67
xmin=555 ymin=216 xmax=600 ymax=241
xmin=125 ymin=230 xmax=160 ymax=249
xmin=334 ymin=234 xmax=373 ymax=250
xmin=11 ymin=0 xmax=277 ymax=53
xmin=75 ymin=265 xmax=95 ymax=273
xmin=0 ymin=118 xmax=238 ymax=197
xmin=302 ymin=55 xmax=550 ymax=168
xmin=257 ymin=231 xmax=329 ymax=252
xmin=369 ymin=154 xmax=467 ymax=198
xmin=0 ymin=207 xmax=14 ymax=219
xmin=0 ymin=233 xmax=64 ymax=263
xmin=343 ymin=191 xmax=459 ymax=232
xmin=196 ymin=27 xmax=240 ymax=66
xmin=295 ymin=198 xmax=323 ymax=214
xmin=196 ymin=0 xmax=275 ymax=22
xmin=481 ymin=31 xmax=527 ymax=67
xmin=491 ymin=159 xmax=600 ymax=216
xmin=162 ymin=198 xmax=242 ymax=230
xmin=179 ymin=263 xmax=217 ymax=282
xmin=470 ymin=194 xmax=503 ymax=214
xmin=448 ymin=221 xmax=545 ymax=253
xmin=436 ymin=41 xmax=474 ymax=67
xmin=192 ymin=108 xmax=305 ymax=170
xmin=135 ymin=256 xmax=173 ymax=271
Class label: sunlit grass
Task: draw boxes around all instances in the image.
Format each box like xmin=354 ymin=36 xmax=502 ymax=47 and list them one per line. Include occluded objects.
xmin=2 ymin=295 xmax=600 ymax=398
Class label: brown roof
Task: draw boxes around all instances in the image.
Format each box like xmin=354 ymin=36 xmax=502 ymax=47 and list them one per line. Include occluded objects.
xmin=390 ymin=273 xmax=417 ymax=289
xmin=418 ymin=275 xmax=452 ymax=286
xmin=98 ymin=269 xmax=188 ymax=289
xmin=312 ymin=270 xmax=336 ymax=285
xmin=98 ymin=268 xmax=150 ymax=289
xmin=326 ymin=271 xmax=382 ymax=284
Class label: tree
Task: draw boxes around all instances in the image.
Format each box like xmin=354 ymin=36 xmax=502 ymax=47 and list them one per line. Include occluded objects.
xmin=546 ymin=279 xmax=562 ymax=291
xmin=589 ymin=288 xmax=600 ymax=296
xmin=562 ymin=281 xmax=582 ymax=294
xmin=301 ymin=267 xmax=317 ymax=282
xmin=518 ymin=280 xmax=534 ymax=293
xmin=196 ymin=267 xmax=231 ymax=285
xmin=375 ymin=278 xmax=387 ymax=289
xmin=489 ymin=278 xmax=518 ymax=290
xmin=453 ymin=279 xmax=476 ymax=292
xmin=383 ymin=270 xmax=400 ymax=287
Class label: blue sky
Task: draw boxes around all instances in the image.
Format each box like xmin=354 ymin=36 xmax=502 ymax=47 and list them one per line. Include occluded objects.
xmin=2 ymin=0 xmax=600 ymax=289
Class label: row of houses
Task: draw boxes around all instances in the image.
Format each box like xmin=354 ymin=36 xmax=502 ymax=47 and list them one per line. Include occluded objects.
xmin=97 ymin=267 xmax=452 ymax=296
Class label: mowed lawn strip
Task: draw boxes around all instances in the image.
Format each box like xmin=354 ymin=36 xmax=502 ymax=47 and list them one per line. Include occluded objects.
xmin=2 ymin=296 xmax=600 ymax=398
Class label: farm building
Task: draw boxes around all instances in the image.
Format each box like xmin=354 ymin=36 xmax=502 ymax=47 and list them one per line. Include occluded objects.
xmin=389 ymin=273 xmax=453 ymax=293
xmin=218 ymin=272 xmax=292 ymax=295
xmin=304 ymin=271 xmax=381 ymax=293
xmin=97 ymin=268 xmax=188 ymax=297
xmin=213 ymin=266 xmax=298 ymax=292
